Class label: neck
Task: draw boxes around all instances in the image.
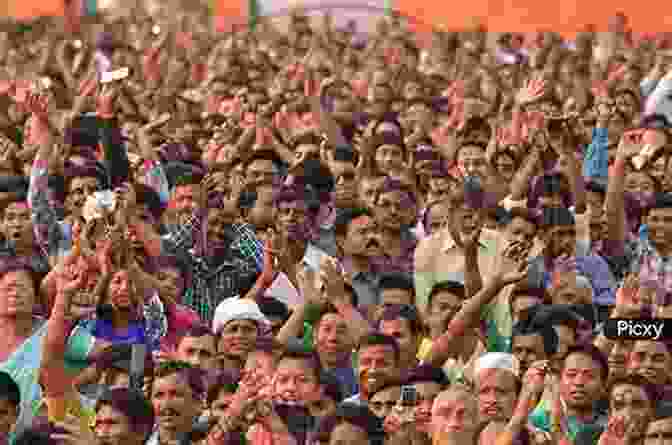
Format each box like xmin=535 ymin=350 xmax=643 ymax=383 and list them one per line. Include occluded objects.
xmin=565 ymin=403 xmax=595 ymax=421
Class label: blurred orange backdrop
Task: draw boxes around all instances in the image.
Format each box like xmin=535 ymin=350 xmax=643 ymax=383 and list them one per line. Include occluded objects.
xmin=6 ymin=0 xmax=672 ymax=36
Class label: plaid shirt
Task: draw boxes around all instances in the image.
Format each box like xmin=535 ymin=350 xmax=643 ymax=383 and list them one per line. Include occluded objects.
xmin=163 ymin=210 xmax=263 ymax=323
xmin=629 ymin=238 xmax=672 ymax=306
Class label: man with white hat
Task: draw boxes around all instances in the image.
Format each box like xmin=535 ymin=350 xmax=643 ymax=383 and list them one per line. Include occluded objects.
xmin=212 ymin=297 xmax=269 ymax=372
xmin=473 ymin=352 xmax=521 ymax=424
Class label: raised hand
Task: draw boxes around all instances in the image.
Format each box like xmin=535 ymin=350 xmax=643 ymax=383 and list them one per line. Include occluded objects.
xmin=515 ymin=76 xmax=546 ymax=107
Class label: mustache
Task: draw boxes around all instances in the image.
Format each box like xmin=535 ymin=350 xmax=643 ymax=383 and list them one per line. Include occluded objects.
xmin=159 ymin=408 xmax=180 ymax=417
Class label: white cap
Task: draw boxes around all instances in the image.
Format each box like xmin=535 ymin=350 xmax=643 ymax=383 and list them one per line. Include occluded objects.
xmin=212 ymin=297 xmax=269 ymax=335
xmin=474 ymin=352 xmax=520 ymax=377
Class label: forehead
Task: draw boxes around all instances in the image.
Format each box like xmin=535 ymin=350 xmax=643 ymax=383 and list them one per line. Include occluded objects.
xmin=611 ymin=383 xmax=649 ymax=401
xmin=181 ymin=334 xmax=215 ymax=347
xmin=380 ymin=318 xmax=412 ymax=333
xmin=4 ymin=202 xmax=29 ymax=215
xmin=434 ymin=390 xmax=475 ymax=411
xmin=433 ymin=290 xmax=461 ymax=304
xmin=96 ymin=403 xmax=129 ymax=420
xmin=371 ymin=386 xmax=401 ymax=401
xmin=276 ymin=357 xmax=314 ymax=375
xmin=513 ymin=332 xmax=544 ymax=346
xmin=223 ymin=319 xmax=258 ymax=330
xmin=647 ymin=418 xmax=672 ymax=433
xmin=509 ymin=216 xmax=535 ymax=232
xmin=564 ymin=352 xmax=601 ymax=370
xmin=360 ymin=344 xmax=396 ymax=358
xmin=633 ymin=340 xmax=670 ymax=355
xmin=476 ymin=368 xmax=517 ymax=389
xmin=153 ymin=372 xmax=191 ymax=392
xmin=318 ymin=312 xmax=347 ymax=328
xmin=458 ymin=145 xmax=485 ymax=159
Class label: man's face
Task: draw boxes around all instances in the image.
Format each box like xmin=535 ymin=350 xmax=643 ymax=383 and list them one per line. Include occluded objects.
xmin=551 ymin=272 xmax=592 ymax=305
xmin=647 ymin=208 xmax=672 ymax=250
xmin=218 ymin=319 xmax=258 ymax=359
xmin=380 ymin=288 xmax=413 ymax=307
xmin=170 ymin=184 xmax=200 ymax=222
xmin=359 ymin=178 xmax=382 ymax=209
xmin=94 ymin=404 xmax=140 ymax=445
xmin=375 ymin=191 xmax=406 ymax=231
xmin=2 ymin=202 xmax=33 ymax=247
xmin=176 ymin=335 xmax=216 ymax=370
xmin=379 ymin=318 xmax=417 ymax=368
xmin=610 ymin=383 xmax=654 ymax=438
xmin=451 ymin=204 xmax=482 ymax=240
xmin=375 ymin=144 xmax=405 ymax=174
xmin=151 ymin=373 xmax=200 ymax=434
xmin=314 ymin=313 xmax=354 ymax=364
xmin=358 ymin=345 xmax=399 ymax=395
xmin=275 ymin=201 xmax=308 ymax=240
xmin=243 ymin=351 xmax=277 ymax=380
xmin=209 ymin=388 xmax=235 ymax=423
xmin=428 ymin=290 xmax=462 ymax=332
xmin=413 ymin=382 xmax=443 ymax=433
xmin=544 ymin=225 xmax=576 ymax=258
xmin=425 ymin=202 xmax=450 ymax=237
xmin=273 ymin=357 xmax=321 ymax=406
xmin=342 ymin=216 xmax=382 ymax=257
xmin=426 ymin=178 xmax=454 ymax=206
xmin=629 ymin=340 xmax=672 ymax=386
xmin=560 ymin=352 xmax=604 ymax=411
xmin=67 ymin=176 xmax=98 ymax=216
xmin=0 ymin=270 xmax=35 ymax=317
xmin=246 ymin=159 xmax=275 ymax=187
xmin=369 ymin=385 xmax=401 ymax=419
xmin=156 ymin=267 xmax=185 ymax=305
xmin=457 ymin=145 xmax=487 ymax=180
xmin=331 ymin=160 xmax=359 ymax=208
xmin=505 ymin=216 xmax=536 ymax=247
xmin=0 ymin=398 xmax=17 ymax=436
xmin=475 ymin=369 xmax=518 ymax=422
xmin=432 ymin=390 xmax=479 ymax=436
xmin=608 ymin=339 xmax=633 ymax=381
xmin=645 ymin=417 xmax=672 ymax=445
xmin=512 ymin=333 xmax=547 ymax=377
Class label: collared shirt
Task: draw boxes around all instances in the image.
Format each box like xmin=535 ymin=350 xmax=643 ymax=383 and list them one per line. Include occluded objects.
xmin=415 ymin=228 xmax=504 ymax=312
xmin=164 ymin=212 xmax=263 ymax=323
xmin=628 ymin=237 xmax=672 ymax=305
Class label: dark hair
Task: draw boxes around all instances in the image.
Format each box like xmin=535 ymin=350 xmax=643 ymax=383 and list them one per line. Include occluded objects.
xmin=0 ymin=371 xmax=20 ymax=410
xmin=153 ymin=361 xmax=207 ymax=400
xmin=379 ymin=273 xmax=415 ymax=292
xmin=14 ymin=422 xmax=66 ymax=445
xmin=651 ymin=192 xmax=672 ymax=210
xmin=378 ymin=304 xmax=424 ymax=336
xmin=243 ymin=150 xmax=282 ymax=171
xmin=405 ymin=364 xmax=450 ymax=387
xmin=177 ymin=325 xmax=215 ymax=351
xmin=608 ymin=375 xmax=659 ymax=405
xmin=134 ymin=183 xmax=164 ymax=219
xmin=541 ymin=207 xmax=575 ymax=228
xmin=320 ymin=371 xmax=345 ymax=403
xmin=335 ymin=402 xmax=383 ymax=437
xmin=95 ymin=388 xmax=155 ymax=440
xmin=206 ymin=372 xmax=239 ymax=405
xmin=654 ymin=403 xmax=672 ymax=419
xmin=358 ymin=333 xmax=401 ymax=362
xmin=333 ymin=208 xmax=373 ymax=238
xmin=257 ymin=297 xmax=290 ymax=322
xmin=511 ymin=320 xmax=559 ymax=356
xmin=562 ymin=345 xmax=609 ymax=381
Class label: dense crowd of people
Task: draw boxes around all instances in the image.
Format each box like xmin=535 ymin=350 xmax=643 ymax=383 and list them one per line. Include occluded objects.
xmin=0 ymin=7 xmax=671 ymax=445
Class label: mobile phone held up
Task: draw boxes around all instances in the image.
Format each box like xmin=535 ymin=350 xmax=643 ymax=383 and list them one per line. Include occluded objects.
xmin=101 ymin=67 xmax=130 ymax=84
xmin=395 ymin=385 xmax=417 ymax=423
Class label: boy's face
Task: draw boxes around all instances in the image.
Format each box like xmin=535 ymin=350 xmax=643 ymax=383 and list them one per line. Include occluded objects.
xmin=0 ymin=398 xmax=18 ymax=436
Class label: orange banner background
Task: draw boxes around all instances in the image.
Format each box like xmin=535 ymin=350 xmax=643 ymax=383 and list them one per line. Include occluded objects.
xmin=5 ymin=0 xmax=672 ymax=35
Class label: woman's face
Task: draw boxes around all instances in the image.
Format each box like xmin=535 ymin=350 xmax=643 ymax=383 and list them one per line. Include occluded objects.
xmin=375 ymin=144 xmax=405 ymax=174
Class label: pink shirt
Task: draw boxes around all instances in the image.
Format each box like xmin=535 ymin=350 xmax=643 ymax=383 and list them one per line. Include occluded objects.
xmin=160 ymin=304 xmax=202 ymax=353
